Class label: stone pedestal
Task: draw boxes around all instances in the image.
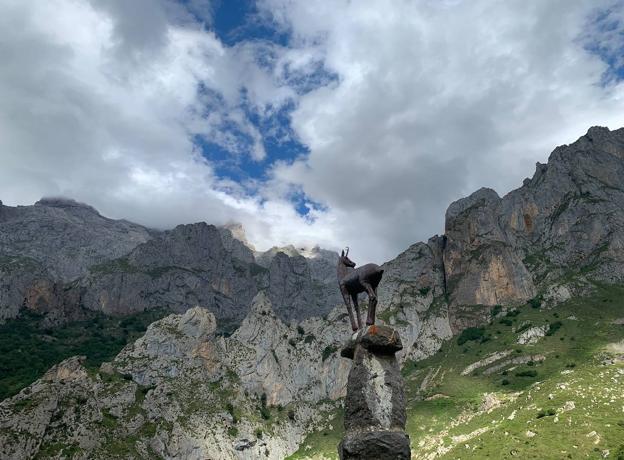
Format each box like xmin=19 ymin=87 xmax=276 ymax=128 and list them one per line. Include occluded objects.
xmin=338 ymin=325 xmax=411 ymax=460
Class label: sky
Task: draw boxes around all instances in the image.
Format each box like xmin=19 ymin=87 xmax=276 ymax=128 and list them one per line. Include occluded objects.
xmin=0 ymin=0 xmax=623 ymax=263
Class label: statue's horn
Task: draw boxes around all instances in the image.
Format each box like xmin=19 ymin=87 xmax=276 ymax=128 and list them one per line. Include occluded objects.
xmin=345 ymin=246 xmax=349 ymax=256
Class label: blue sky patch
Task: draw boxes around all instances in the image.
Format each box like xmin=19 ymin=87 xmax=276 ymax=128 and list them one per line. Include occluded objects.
xmin=210 ymin=0 xmax=290 ymax=46
xmin=583 ymin=3 xmax=624 ymax=85
xmin=187 ymin=0 xmax=336 ymax=216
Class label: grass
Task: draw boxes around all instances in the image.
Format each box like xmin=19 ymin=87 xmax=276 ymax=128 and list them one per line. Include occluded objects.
xmin=285 ymin=409 xmax=344 ymax=460
xmin=286 ymin=282 xmax=624 ymax=459
xmin=0 ymin=308 xmax=168 ymax=400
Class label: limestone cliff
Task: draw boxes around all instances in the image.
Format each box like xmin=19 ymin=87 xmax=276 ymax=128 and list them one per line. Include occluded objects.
xmin=0 ymin=207 xmax=341 ymax=326
xmin=0 ymin=295 xmax=349 ymax=460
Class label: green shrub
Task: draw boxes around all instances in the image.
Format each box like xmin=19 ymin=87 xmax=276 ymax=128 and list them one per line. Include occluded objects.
xmin=226 ymin=402 xmax=238 ymax=423
xmin=546 ymin=321 xmax=563 ymax=336
xmin=515 ymin=322 xmax=532 ymax=334
xmin=322 ymin=345 xmax=338 ymax=362
xmin=457 ymin=327 xmax=486 ymax=346
xmin=418 ymin=286 xmax=431 ymax=296
xmin=259 ymin=406 xmax=271 ymax=420
xmin=499 ymin=319 xmax=513 ymax=327
xmin=516 ymin=370 xmax=538 ymax=378
xmin=501 ymin=379 xmax=510 ymax=385
xmin=536 ymin=408 xmax=556 ymax=418
xmin=0 ymin=308 xmax=166 ymax=400
xmin=259 ymin=393 xmax=270 ymax=420
xmin=297 ymin=326 xmax=305 ymax=335
xmin=529 ymin=295 xmax=543 ymax=309
xmin=491 ymin=305 xmax=503 ymax=317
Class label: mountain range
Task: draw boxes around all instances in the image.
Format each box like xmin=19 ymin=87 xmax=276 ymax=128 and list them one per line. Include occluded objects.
xmin=1 ymin=126 xmax=624 ymax=459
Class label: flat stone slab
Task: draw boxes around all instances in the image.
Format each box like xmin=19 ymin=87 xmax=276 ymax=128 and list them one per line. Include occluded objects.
xmin=341 ymin=325 xmax=403 ymax=359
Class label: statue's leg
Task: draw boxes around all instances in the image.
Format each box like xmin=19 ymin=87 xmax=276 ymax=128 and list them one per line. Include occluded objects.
xmin=362 ymin=282 xmax=377 ymax=301
xmin=366 ymin=296 xmax=378 ymax=326
xmin=351 ymin=293 xmax=363 ymax=329
xmin=341 ymin=286 xmax=358 ymax=331
xmin=362 ymin=283 xmax=378 ymax=325
xmin=362 ymin=282 xmax=376 ymax=325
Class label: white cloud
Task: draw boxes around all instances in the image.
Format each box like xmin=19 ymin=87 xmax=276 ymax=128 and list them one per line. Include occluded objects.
xmin=0 ymin=0 xmax=304 ymax=243
xmin=258 ymin=0 xmax=624 ymax=261
xmin=1 ymin=0 xmax=624 ymax=265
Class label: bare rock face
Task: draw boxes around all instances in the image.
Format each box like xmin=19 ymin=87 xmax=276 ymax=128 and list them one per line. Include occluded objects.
xmin=339 ymin=326 xmax=411 ymax=460
xmin=225 ymin=292 xmax=352 ymax=406
xmin=0 ymin=198 xmax=152 ymax=281
xmin=3 ymin=126 xmax=624 ymax=333
xmin=0 ymin=203 xmax=342 ymax=325
xmin=438 ymin=126 xmax=624 ymax=328
xmin=0 ymin=298 xmax=350 ymax=460
xmin=444 ymin=188 xmax=536 ymax=313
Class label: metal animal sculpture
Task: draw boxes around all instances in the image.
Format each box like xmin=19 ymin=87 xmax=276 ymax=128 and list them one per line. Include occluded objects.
xmin=337 ymin=247 xmax=384 ymax=331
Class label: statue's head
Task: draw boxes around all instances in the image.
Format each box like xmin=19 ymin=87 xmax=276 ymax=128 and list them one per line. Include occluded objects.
xmin=339 ymin=247 xmax=356 ymax=268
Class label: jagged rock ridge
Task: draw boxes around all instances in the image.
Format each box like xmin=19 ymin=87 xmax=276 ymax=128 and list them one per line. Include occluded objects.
xmin=2 ymin=126 xmax=624 ymax=458
xmin=0 ymin=202 xmax=342 ymax=325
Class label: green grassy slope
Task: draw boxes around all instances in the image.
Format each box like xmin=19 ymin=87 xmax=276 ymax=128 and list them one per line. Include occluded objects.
xmin=288 ymin=283 xmax=624 ymax=459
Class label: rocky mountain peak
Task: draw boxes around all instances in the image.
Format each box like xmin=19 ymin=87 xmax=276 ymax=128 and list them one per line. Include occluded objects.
xmin=34 ymin=197 xmax=100 ymax=214
xmin=579 ymin=126 xmax=624 ymax=159
xmin=445 ymin=187 xmax=501 ymax=223
xmin=221 ymin=222 xmax=255 ymax=250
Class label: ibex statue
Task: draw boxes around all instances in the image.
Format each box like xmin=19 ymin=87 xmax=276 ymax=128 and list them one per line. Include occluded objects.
xmin=336 ymin=247 xmax=384 ymax=331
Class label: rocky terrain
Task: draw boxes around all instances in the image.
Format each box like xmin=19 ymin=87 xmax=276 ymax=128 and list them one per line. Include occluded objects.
xmin=0 ymin=293 xmax=353 ymax=460
xmin=0 ymin=200 xmax=342 ymax=326
xmin=1 ymin=126 xmax=624 ymax=458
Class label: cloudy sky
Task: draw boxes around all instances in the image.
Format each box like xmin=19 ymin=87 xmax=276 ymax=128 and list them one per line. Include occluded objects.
xmin=1 ymin=0 xmax=623 ymax=263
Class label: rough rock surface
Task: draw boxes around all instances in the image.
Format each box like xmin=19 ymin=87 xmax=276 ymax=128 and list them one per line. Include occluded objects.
xmin=517 ymin=325 xmax=548 ymax=345
xmin=0 ymin=207 xmax=341 ymax=325
xmin=339 ymin=326 xmax=411 ymax=459
xmin=0 ymin=197 xmax=153 ymax=281
xmin=0 ymin=295 xmax=351 ymax=460
xmin=379 ymin=126 xmax=624 ymax=333
xmin=3 ymin=127 xmax=624 ymax=331
xmin=3 ymin=126 xmax=624 ymax=458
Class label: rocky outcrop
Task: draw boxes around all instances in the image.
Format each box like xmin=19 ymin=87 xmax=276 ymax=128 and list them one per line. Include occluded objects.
xmin=0 ymin=198 xmax=152 ymax=281
xmin=77 ymin=224 xmax=341 ymax=325
xmin=0 ymin=296 xmax=350 ymax=460
xmin=0 ymin=205 xmax=341 ymax=325
xmin=444 ymin=188 xmax=536 ymax=312
xmin=446 ymin=126 xmax=624 ymax=304
xmin=355 ymin=128 xmax=623 ymax=342
xmin=339 ymin=325 xmax=411 ymax=460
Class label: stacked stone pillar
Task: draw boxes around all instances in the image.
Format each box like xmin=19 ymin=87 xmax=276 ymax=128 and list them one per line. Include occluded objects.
xmin=338 ymin=325 xmax=411 ymax=459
